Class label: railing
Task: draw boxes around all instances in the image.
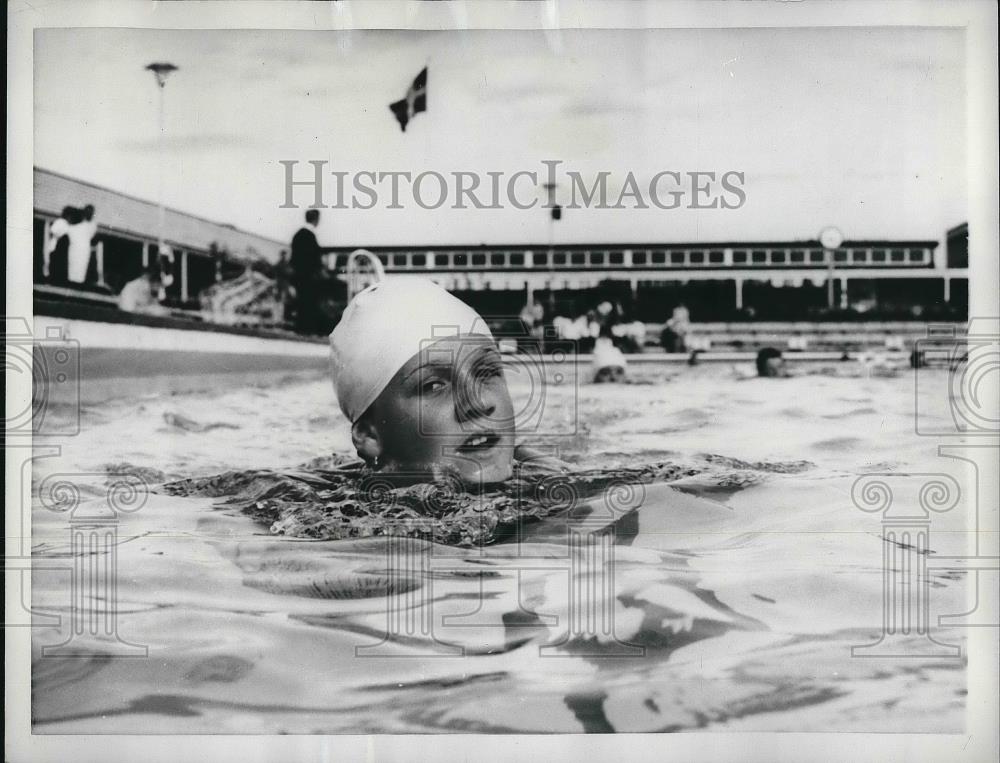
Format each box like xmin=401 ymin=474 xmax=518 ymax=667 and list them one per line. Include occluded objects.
xmin=357 ymin=245 xmax=935 ymax=272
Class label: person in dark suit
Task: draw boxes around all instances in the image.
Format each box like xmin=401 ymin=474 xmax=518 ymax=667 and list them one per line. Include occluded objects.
xmin=290 ymin=209 xmax=331 ymax=334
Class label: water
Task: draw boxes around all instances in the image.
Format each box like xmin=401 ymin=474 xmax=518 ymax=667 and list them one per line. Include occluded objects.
xmin=31 ymin=364 xmax=969 ymax=733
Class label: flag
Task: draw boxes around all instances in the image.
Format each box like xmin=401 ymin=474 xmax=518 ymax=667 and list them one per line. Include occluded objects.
xmin=389 ymin=67 xmax=427 ymax=132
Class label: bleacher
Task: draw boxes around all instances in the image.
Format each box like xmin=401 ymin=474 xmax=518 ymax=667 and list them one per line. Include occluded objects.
xmin=643 ymin=321 xmax=967 ymax=353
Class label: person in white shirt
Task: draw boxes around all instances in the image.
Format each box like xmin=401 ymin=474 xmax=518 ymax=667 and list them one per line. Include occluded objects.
xmin=118 ymin=263 xmax=168 ymax=316
xmin=43 ymin=206 xmax=77 ymax=283
xmin=65 ymin=205 xmax=98 ymax=284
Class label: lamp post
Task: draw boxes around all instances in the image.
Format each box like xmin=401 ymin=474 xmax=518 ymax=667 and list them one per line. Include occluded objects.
xmin=145 ymin=63 xmax=178 ymax=263
xmin=819 ymin=226 xmax=844 ymax=310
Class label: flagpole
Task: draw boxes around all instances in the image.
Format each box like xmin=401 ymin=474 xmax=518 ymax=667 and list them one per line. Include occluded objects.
xmin=543 ymin=182 xmax=557 ymax=316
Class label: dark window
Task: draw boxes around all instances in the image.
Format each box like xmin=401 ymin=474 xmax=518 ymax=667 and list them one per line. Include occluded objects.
xmin=609 ymin=251 xmax=624 ymax=265
xmin=571 ymin=252 xmax=586 ymax=265
xmin=851 ymin=249 xmax=867 ymax=262
xmin=376 ymin=254 xmax=388 ymax=265
xmin=947 ymin=227 xmax=968 ymax=268
xmin=392 ymin=254 xmax=407 ymax=267
xmin=732 ymin=250 xmax=748 ymax=264
xmin=834 ymin=249 xmax=848 ymax=262
xmin=752 ymin=250 xmax=767 ymax=264
xmin=890 ymin=249 xmax=905 ymax=262
xmin=908 ymin=248 xmax=925 ymax=262
xmin=871 ymin=249 xmax=886 ymax=262
xmin=490 ymin=253 xmax=505 ymax=266
xmin=412 ymin=254 xmax=426 ymax=267
xmin=771 ymin=250 xmax=786 ymax=263
xmin=632 ymin=251 xmax=647 ymax=266
xmin=651 ymin=251 xmax=666 ymax=265
xmin=510 ymin=253 xmax=524 ymax=266
xmin=689 ymin=251 xmax=705 ymax=264
xmin=709 ymin=250 xmax=724 ymax=264
xmin=453 ymin=253 xmax=468 ymax=266
xmin=184 ymin=250 xmax=217 ymax=301
xmin=472 ymin=254 xmax=486 ymax=266
xmin=434 ymin=253 xmax=449 ymax=267
xmin=790 ymin=250 xmax=804 ymax=263
xmin=533 ymin=252 xmax=548 ymax=267
xmin=670 ymin=251 xmax=685 ymax=264
xmin=553 ymin=253 xmax=567 ymax=266
xmin=591 ymin=251 xmax=605 ymax=265
xmin=809 ymin=250 xmax=825 ymax=263
xmin=92 ymin=231 xmax=145 ymax=292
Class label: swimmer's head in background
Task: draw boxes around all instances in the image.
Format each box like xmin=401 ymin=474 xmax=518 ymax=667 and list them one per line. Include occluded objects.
xmin=756 ymin=346 xmax=785 ymax=377
xmin=591 ymin=336 xmax=627 ymax=384
xmin=329 ymin=278 xmax=515 ymax=485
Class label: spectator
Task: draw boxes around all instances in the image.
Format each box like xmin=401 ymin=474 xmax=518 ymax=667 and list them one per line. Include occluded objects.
xmin=660 ymin=303 xmax=690 ymax=353
xmin=519 ymin=301 xmax=539 ymax=332
xmin=44 ymin=206 xmax=79 ymax=284
xmin=290 ymin=209 xmax=330 ymax=335
xmin=66 ymin=204 xmax=98 ymax=285
xmin=118 ymin=262 xmax=168 ymax=316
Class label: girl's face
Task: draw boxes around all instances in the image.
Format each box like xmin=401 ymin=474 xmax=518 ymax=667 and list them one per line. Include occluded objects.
xmin=364 ymin=335 xmax=516 ymax=485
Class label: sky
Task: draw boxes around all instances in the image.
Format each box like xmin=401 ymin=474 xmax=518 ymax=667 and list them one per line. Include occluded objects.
xmin=35 ymin=27 xmax=966 ymax=254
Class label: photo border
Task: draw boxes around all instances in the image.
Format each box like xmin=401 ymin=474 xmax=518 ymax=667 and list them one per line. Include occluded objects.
xmin=6 ymin=1 xmax=997 ymax=761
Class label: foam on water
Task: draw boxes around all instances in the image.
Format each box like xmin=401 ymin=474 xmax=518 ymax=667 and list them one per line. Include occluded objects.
xmin=30 ymin=366 xmax=969 ymax=733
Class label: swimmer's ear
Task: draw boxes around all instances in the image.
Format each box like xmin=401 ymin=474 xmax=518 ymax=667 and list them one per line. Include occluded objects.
xmin=351 ymin=415 xmax=383 ymax=466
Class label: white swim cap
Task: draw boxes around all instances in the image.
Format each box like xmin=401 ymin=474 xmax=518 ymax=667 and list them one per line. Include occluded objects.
xmin=591 ymin=337 xmax=627 ymax=377
xmin=329 ymin=278 xmax=493 ymax=422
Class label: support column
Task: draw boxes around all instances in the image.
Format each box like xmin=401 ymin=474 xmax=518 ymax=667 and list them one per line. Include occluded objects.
xmin=42 ymin=218 xmax=52 ymax=279
xmin=944 ymin=277 xmax=951 ymax=302
xmin=734 ymin=277 xmax=744 ymax=310
xmin=95 ymin=241 xmax=106 ymax=287
xmin=839 ymin=277 xmax=849 ymax=309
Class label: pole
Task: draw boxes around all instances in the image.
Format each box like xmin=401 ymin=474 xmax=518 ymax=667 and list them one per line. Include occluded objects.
xmin=544 ymin=183 xmax=556 ymax=316
xmin=826 ymin=248 xmax=835 ymax=309
xmin=157 ymin=82 xmax=166 ymax=259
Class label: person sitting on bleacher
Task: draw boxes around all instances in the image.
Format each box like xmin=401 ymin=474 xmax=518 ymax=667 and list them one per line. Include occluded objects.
xmin=118 ymin=262 xmax=168 ymax=317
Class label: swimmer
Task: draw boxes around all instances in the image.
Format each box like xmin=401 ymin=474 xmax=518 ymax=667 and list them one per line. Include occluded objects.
xmin=590 ymin=332 xmax=628 ymax=383
xmin=330 ymin=278 xmax=566 ymax=486
xmin=733 ymin=347 xmax=792 ymax=380
xmin=756 ymin=347 xmax=787 ymax=378
xmin=734 ymin=345 xmax=905 ymax=380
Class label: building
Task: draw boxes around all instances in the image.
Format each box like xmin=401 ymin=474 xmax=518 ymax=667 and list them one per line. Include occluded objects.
xmin=33 ymin=167 xmax=286 ymax=308
xmin=33 ymin=167 xmax=968 ymax=324
xmin=326 ymin=237 xmax=969 ymax=322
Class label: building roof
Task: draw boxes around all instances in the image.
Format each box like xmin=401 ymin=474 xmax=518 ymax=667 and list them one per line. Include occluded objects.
xmin=33 ymin=167 xmax=285 ymax=261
